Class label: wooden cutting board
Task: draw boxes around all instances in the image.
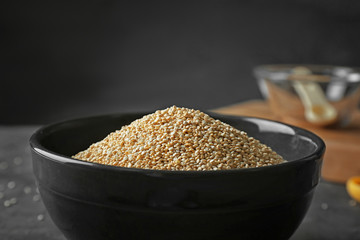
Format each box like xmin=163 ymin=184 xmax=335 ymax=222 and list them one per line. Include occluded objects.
xmin=213 ymin=100 xmax=360 ymax=183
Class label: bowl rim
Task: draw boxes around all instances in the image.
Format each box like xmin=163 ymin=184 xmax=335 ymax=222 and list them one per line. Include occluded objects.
xmin=253 ymin=64 xmax=360 ymax=82
xmin=254 ymin=63 xmax=360 ymax=71
xmin=29 ymin=112 xmax=326 ymax=176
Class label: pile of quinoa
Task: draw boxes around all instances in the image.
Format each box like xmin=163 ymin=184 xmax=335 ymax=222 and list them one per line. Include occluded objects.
xmin=73 ymin=106 xmax=285 ymax=170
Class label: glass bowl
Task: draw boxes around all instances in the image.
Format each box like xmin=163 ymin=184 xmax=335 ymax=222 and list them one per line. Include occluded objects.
xmin=254 ymin=64 xmax=360 ymax=127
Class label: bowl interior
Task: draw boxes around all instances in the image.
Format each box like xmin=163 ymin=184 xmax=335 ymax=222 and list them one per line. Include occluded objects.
xmin=32 ymin=112 xmax=323 ymax=164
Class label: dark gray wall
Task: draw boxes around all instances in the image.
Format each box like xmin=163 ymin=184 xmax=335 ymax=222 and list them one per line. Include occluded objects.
xmin=2 ymin=0 xmax=360 ymax=124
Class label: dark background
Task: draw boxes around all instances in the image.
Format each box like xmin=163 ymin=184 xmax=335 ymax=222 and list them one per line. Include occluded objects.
xmin=2 ymin=0 xmax=360 ymax=124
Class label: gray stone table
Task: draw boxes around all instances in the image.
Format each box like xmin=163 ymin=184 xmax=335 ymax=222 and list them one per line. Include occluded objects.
xmin=0 ymin=126 xmax=359 ymax=240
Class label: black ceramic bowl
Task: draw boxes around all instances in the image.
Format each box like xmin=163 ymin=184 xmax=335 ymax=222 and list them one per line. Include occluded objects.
xmin=30 ymin=112 xmax=325 ymax=240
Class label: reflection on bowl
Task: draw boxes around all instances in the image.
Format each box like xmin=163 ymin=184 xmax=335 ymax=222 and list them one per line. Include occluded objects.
xmin=254 ymin=64 xmax=360 ymax=127
xmin=30 ymin=112 xmax=325 ymax=240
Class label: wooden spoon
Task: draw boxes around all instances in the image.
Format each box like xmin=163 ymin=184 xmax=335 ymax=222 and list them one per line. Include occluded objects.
xmin=290 ymin=67 xmax=338 ymax=126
